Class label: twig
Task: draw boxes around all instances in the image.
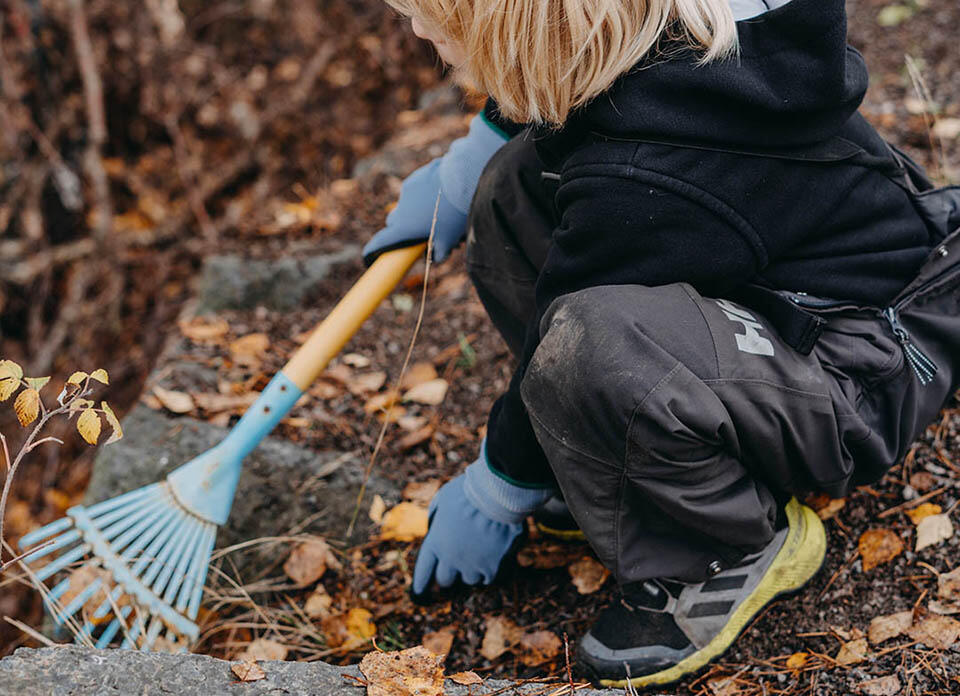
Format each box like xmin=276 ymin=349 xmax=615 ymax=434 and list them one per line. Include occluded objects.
xmin=877 ymin=486 xmax=948 ymax=519
xmin=817 ymin=549 xmax=859 ymax=601
xmin=3 ymin=616 xmax=59 ymax=647
xmin=347 ymin=192 xmax=439 ymax=536
xmin=563 ymin=632 xmax=574 ymax=696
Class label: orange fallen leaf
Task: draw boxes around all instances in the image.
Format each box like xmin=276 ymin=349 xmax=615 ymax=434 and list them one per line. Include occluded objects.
xmin=229 ymin=333 xmax=270 ymax=367
xmin=402 ymin=479 xmax=442 ymax=507
xmin=480 ymin=616 xmax=523 ymax=661
xmin=364 ymin=390 xmax=401 ymax=414
xmin=236 ymin=638 xmax=288 ymax=662
xmin=347 ymin=371 xmax=387 ymax=395
xmin=304 ymin=586 xmax=333 ymax=619
xmin=399 ymin=362 xmax=438 ymax=390
xmin=283 ymin=538 xmax=340 ymax=587
xmin=359 ymin=646 xmax=444 ymax=696
xmin=178 ymin=316 xmax=229 ymax=342
xmin=858 ymin=529 xmax=903 ymax=572
xmin=518 ymin=630 xmax=561 ymax=667
xmin=402 ymin=379 xmax=448 ymax=405
xmin=346 ymin=607 xmax=377 ymax=645
xmin=380 ymin=502 xmax=428 ymax=542
xmin=342 ymin=352 xmax=371 ymax=368
xmin=369 ymin=494 xmax=387 ymax=524
xmin=231 ymin=661 xmax=266 ymax=682
xmin=448 ymin=671 xmax=483 ymax=685
xmin=397 ymin=424 xmax=435 ymax=451
xmin=906 ymin=502 xmax=942 ymax=525
xmin=422 ymin=625 xmax=456 ymax=657
xmin=568 ymin=556 xmax=610 ymax=595
xmin=517 ymin=542 xmax=582 ymax=570
xmin=785 ymin=652 xmax=808 ymax=670
xmin=152 ymin=385 xmax=194 ymax=414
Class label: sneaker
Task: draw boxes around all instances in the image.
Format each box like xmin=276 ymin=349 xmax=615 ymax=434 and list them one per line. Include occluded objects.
xmin=578 ymin=497 xmax=825 ymax=689
xmin=534 ymin=494 xmax=586 ymax=541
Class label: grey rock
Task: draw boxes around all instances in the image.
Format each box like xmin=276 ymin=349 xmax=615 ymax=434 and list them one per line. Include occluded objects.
xmin=196 ymin=246 xmax=358 ymax=313
xmin=84 ymin=404 xmax=390 ymax=581
xmin=0 ymin=646 xmax=619 ymax=696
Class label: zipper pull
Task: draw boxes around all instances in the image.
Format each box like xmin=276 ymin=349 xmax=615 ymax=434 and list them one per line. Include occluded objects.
xmin=883 ymin=307 xmax=938 ymax=386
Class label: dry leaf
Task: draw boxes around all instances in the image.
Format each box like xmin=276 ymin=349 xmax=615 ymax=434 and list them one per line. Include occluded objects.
xmin=0 ymin=367 xmax=19 ymax=401
xmin=785 ymin=652 xmax=808 ymax=670
xmin=938 ymin=566 xmax=960 ymax=600
xmin=400 ymin=362 xmax=438 ymax=390
xmin=480 ymin=616 xmax=523 ymax=661
xmin=14 ymin=388 xmax=39 ymax=426
xmin=422 ymin=626 xmax=455 ymax=657
xmin=369 ymin=494 xmax=387 ymax=524
xmin=517 ymin=542 xmax=582 ymax=570
xmin=364 ymin=390 xmax=401 ymax=414
xmin=397 ymin=425 xmax=435 ymax=451
xmin=305 ymin=587 xmax=333 ymax=618
xmin=192 ymin=392 xmax=258 ymax=414
xmin=231 ymin=661 xmax=266 ymax=682
xmin=906 ymin=614 xmax=960 ymax=650
xmin=402 ymin=479 xmax=442 ymax=507
xmin=812 ymin=496 xmax=845 ymax=521
xmin=283 ymin=539 xmax=339 ymax=587
xmin=518 ymin=630 xmax=561 ymax=666
xmin=909 ymin=471 xmax=937 ymax=492
xmin=858 ymin=675 xmax=901 ymax=696
xmin=569 ymin=556 xmax=610 ymax=595
xmin=347 ymin=371 xmax=387 ymax=395
xmin=342 ymin=352 xmax=371 ymax=368
xmin=402 ymin=379 xmax=448 ymax=405
xmin=90 ymin=368 xmax=109 ymax=384
xmin=66 ymin=370 xmax=87 ymax=386
xmin=229 ymin=333 xmax=270 ymax=366
xmin=397 ymin=415 xmax=429 ymax=432
xmin=706 ymin=676 xmax=742 ymax=696
xmin=99 ymin=401 xmax=123 ymax=445
xmin=359 ymin=646 xmax=444 ymax=696
xmin=24 ymin=376 xmax=50 ymax=391
xmin=152 ymin=386 xmax=195 ymax=414
xmin=448 ymin=671 xmax=482 ymax=685
xmin=77 ymin=408 xmax=102 ymax=445
xmin=835 ymin=637 xmax=869 ymax=665
xmin=867 ymin=610 xmax=913 ymax=644
xmin=179 ymin=316 xmax=229 ymax=342
xmin=915 ymin=514 xmax=953 ymax=551
xmin=858 ymin=528 xmax=903 ymax=572
xmin=380 ymin=502 xmax=429 ymax=542
xmin=346 ymin=607 xmax=377 ymax=645
xmin=932 ymin=117 xmax=960 ymax=140
xmin=237 ymin=638 xmax=288 ymax=662
xmin=906 ymin=502 xmax=942 ymax=524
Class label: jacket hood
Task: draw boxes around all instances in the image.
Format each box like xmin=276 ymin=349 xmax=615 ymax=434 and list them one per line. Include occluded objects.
xmin=557 ymin=0 xmax=868 ymax=152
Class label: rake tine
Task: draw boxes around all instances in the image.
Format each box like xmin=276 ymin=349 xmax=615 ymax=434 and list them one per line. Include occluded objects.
xmin=17 ymin=517 xmax=74 ymax=549
xmin=94 ymin=606 xmax=132 ymax=649
xmin=84 ymin=484 xmax=161 ymax=519
xmin=34 ymin=542 xmax=92 ymax=583
xmin=141 ymin=616 xmax=165 ymax=652
xmin=176 ymin=523 xmax=216 ymax=615
xmin=157 ymin=520 xmax=204 ymax=606
xmin=94 ymin=496 xmax=168 ymax=545
xmin=150 ymin=520 xmax=202 ymax=602
xmin=185 ymin=526 xmax=217 ymax=619
xmin=19 ymin=529 xmax=82 ymax=564
xmin=47 ymin=576 xmax=71 ymax=603
xmin=59 ymin=577 xmax=104 ymax=619
xmin=103 ymin=504 xmax=172 ymax=558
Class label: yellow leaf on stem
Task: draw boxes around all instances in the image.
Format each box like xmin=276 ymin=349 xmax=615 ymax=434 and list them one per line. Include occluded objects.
xmin=14 ymin=388 xmax=40 ymax=426
xmin=101 ymin=401 xmax=124 ymax=444
xmin=24 ymin=376 xmax=50 ymax=391
xmin=90 ymin=369 xmax=109 ymax=384
xmin=67 ymin=371 xmax=88 ymax=386
xmin=77 ymin=408 xmax=102 ymax=445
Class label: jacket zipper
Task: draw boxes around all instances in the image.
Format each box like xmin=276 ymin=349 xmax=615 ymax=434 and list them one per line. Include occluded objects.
xmin=882 ymin=307 xmax=938 ymax=385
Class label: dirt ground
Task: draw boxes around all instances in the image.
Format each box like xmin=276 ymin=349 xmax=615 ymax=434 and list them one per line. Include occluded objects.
xmin=2 ymin=0 xmax=960 ymax=694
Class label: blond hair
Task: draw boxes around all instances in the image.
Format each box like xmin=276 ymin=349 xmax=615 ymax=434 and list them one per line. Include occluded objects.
xmin=386 ymin=0 xmax=737 ymax=126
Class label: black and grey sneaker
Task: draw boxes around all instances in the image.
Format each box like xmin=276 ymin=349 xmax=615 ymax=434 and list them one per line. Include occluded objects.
xmin=578 ymin=497 xmax=826 ymax=689
xmin=534 ymin=494 xmax=586 ymax=541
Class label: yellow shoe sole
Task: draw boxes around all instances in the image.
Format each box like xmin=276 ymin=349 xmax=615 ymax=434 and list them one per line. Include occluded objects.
xmin=535 ymin=521 xmax=587 ymax=542
xmin=599 ymin=498 xmax=826 ymax=690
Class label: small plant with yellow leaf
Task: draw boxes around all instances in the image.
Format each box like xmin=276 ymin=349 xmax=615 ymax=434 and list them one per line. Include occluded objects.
xmin=0 ymin=360 xmax=122 ymax=571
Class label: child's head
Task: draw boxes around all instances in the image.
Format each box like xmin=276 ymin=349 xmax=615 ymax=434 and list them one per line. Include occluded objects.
xmin=387 ymin=0 xmax=738 ymax=127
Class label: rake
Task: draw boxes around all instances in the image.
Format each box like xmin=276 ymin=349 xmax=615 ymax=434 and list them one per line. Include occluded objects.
xmin=17 ymin=244 xmax=427 ymax=651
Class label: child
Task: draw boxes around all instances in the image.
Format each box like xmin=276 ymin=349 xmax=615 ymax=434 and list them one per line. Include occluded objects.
xmin=364 ymin=0 xmax=960 ymax=688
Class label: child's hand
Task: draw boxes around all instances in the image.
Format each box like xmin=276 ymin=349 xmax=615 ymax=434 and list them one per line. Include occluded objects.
xmin=363 ymin=113 xmax=508 ymax=265
xmin=411 ymin=452 xmax=553 ymax=600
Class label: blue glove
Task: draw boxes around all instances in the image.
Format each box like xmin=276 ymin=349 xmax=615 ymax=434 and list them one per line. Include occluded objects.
xmin=363 ymin=113 xmax=509 ymax=265
xmin=411 ymin=451 xmax=553 ymax=598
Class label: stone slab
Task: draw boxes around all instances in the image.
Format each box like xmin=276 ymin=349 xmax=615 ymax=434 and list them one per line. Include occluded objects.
xmin=196 ymin=245 xmax=358 ymax=313
xmin=0 ymin=646 xmax=620 ymax=696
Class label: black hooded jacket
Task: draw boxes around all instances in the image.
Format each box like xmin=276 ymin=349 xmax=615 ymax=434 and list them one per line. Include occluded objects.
xmin=481 ymin=0 xmax=936 ymax=487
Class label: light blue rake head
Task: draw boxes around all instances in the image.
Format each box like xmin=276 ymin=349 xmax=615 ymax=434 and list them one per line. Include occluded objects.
xmin=17 ymin=373 xmax=304 ymax=650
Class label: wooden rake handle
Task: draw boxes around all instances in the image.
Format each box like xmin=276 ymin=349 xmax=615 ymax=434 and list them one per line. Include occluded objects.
xmin=282 ymin=243 xmax=427 ymax=390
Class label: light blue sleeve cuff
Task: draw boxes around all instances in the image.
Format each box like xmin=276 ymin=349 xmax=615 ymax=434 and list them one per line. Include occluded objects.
xmin=437 ymin=113 xmax=510 ymax=215
xmin=463 ymin=443 xmax=554 ymax=525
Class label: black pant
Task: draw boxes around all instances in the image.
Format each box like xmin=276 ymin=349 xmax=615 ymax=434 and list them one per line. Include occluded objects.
xmin=466 ymin=134 xmax=960 ymax=583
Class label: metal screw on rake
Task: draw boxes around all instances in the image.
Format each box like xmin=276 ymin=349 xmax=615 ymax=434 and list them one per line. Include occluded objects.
xmin=18 ymin=245 xmax=426 ymax=650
